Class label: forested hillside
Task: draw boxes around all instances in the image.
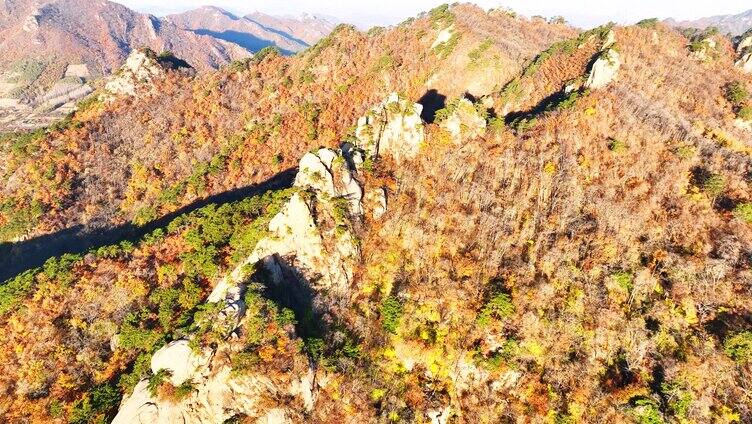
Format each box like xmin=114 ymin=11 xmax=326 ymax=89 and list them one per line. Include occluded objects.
xmin=0 ymin=4 xmax=751 ymax=423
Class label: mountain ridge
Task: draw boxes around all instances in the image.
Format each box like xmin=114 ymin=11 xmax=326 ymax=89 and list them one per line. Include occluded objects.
xmin=665 ymin=8 xmax=752 ymax=36
xmin=164 ymin=6 xmax=336 ymax=54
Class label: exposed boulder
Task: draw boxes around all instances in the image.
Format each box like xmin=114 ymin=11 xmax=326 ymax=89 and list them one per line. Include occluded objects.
xmin=294 ymin=151 xmax=337 ymax=196
xmin=602 ymin=29 xmax=616 ymax=49
xmin=735 ymin=117 xmax=752 ymax=130
xmin=294 ymin=147 xmax=364 ymax=216
xmin=111 ymin=380 xmax=159 ymax=424
xmin=427 ymin=407 xmax=452 ymax=424
xmin=734 ymin=31 xmax=752 ymax=72
xmin=113 ymin=367 xmax=294 ymax=424
xmin=355 ymin=93 xmax=425 ymax=161
xmin=736 ymin=52 xmax=752 ymax=73
xmin=150 ymin=340 xmax=211 ymax=386
xmin=213 ymin=148 xmax=367 ymax=295
xmin=340 ymin=166 xmax=364 ymax=216
xmin=104 ymin=49 xmax=165 ymax=97
xmin=431 ymin=26 xmax=455 ymax=49
xmin=259 ymin=409 xmax=290 ymax=424
xmin=266 ymin=192 xmax=330 ymax=276
xmin=438 ymin=98 xmax=487 ymax=141
xmin=584 ymin=48 xmax=621 ymax=89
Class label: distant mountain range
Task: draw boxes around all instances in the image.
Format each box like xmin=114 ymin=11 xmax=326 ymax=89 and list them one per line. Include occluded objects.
xmin=0 ymin=0 xmax=337 ymax=74
xmin=165 ymin=6 xmax=336 ymax=55
xmin=665 ymin=8 xmax=752 ymax=36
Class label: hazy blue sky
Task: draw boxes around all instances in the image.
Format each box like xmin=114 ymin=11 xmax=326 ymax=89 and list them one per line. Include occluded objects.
xmin=119 ymin=0 xmax=750 ymax=29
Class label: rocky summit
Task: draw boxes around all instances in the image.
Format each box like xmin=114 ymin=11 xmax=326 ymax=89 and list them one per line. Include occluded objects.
xmin=1 ymin=3 xmax=752 ymax=424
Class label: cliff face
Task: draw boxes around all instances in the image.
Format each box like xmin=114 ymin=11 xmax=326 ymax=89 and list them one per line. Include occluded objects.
xmin=1 ymin=4 xmax=752 ymax=424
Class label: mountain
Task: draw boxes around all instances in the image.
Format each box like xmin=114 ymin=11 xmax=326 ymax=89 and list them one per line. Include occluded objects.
xmin=166 ymin=6 xmax=336 ymax=54
xmin=666 ymin=8 xmax=752 ymax=36
xmin=0 ymin=0 xmax=251 ymax=131
xmin=0 ymin=0 xmax=250 ymax=74
xmin=1 ymin=4 xmax=752 ymax=424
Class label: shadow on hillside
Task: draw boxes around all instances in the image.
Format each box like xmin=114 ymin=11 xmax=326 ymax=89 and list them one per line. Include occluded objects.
xmin=193 ymin=29 xmax=296 ymax=55
xmin=705 ymin=310 xmax=752 ymax=341
xmin=504 ymin=55 xmax=599 ymax=124
xmin=247 ymin=21 xmax=310 ymax=48
xmin=504 ymin=89 xmax=569 ymax=124
xmin=0 ymin=168 xmax=297 ymax=283
xmin=418 ymin=89 xmax=447 ymax=123
xmin=259 ymin=254 xmax=321 ymax=339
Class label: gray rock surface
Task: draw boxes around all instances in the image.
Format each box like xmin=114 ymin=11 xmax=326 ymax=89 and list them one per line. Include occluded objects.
xmin=104 ymin=49 xmax=166 ymax=98
xmin=355 ymin=92 xmax=425 ymax=161
xmin=584 ymin=48 xmax=621 ymax=89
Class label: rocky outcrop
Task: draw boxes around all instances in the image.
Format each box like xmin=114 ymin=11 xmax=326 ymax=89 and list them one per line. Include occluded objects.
xmin=738 ymin=33 xmax=752 ymax=53
xmin=103 ymin=48 xmax=193 ymax=99
xmin=735 ymin=117 xmax=752 ymax=130
xmin=113 ymin=368 xmax=298 ymax=424
xmin=602 ymin=29 xmax=616 ymax=49
xmin=431 ymin=26 xmax=456 ymax=49
xmin=111 ymin=89 xmax=436 ymax=421
xmin=355 ymin=93 xmax=425 ymax=161
xmin=735 ymin=31 xmax=752 ymax=73
xmin=104 ymin=49 xmax=166 ymax=97
xmin=294 ymin=151 xmax=337 ymax=196
xmin=428 ymin=407 xmax=452 ymax=424
xmin=113 ymin=142 xmax=396 ymax=423
xmin=584 ymin=48 xmax=621 ymax=89
xmin=112 ymin=380 xmax=159 ymax=424
xmin=292 ymin=146 xmax=365 ymax=216
xmin=439 ymin=98 xmax=487 ymax=141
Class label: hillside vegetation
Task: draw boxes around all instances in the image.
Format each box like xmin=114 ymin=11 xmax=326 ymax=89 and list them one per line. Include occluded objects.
xmin=1 ymin=4 xmax=752 ymax=423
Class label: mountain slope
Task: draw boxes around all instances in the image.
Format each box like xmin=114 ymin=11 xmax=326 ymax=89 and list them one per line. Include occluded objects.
xmin=666 ymin=9 xmax=752 ymax=36
xmin=0 ymin=4 xmax=575 ymax=252
xmin=1 ymin=4 xmax=752 ymax=424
